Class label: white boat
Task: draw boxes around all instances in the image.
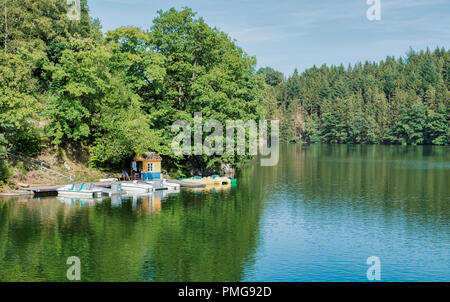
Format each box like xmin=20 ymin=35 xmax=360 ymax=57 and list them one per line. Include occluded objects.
xmin=145 ymin=179 xmax=181 ymax=191
xmin=121 ymin=181 xmax=154 ymax=193
xmin=145 ymin=179 xmax=164 ymax=190
xmin=101 ymin=182 xmax=126 ymax=196
xmin=99 ymin=178 xmax=118 ymax=182
xmin=163 ymin=179 xmax=180 ymax=191
xmin=57 ymin=183 xmax=103 ymax=198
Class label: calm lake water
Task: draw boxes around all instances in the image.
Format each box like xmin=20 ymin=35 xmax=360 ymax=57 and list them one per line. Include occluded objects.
xmin=0 ymin=145 xmax=449 ymax=282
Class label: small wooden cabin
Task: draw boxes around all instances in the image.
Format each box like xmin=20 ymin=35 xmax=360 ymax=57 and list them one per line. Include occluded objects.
xmin=131 ymin=152 xmax=162 ymax=180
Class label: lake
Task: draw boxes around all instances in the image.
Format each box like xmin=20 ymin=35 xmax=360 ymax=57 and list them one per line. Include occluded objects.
xmin=0 ymin=144 xmax=449 ymax=281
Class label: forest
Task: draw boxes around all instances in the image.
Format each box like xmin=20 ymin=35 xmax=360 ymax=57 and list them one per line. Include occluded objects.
xmin=0 ymin=0 xmax=449 ymax=186
xmin=259 ymin=50 xmax=449 ymax=145
xmin=0 ymin=0 xmax=263 ymax=184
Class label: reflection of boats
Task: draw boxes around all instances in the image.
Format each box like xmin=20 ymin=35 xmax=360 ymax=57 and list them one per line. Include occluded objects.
xmin=163 ymin=179 xmax=181 ymax=191
xmin=57 ymin=183 xmax=103 ymax=198
xmin=110 ymin=194 xmax=124 ymax=207
xmin=57 ymin=189 xmax=176 ymax=215
xmin=157 ymin=188 xmax=179 ymax=198
xmin=57 ymin=196 xmax=103 ymax=207
xmin=123 ymin=194 xmax=163 ymax=215
xmin=121 ymin=181 xmax=155 ymax=193
xmin=145 ymin=179 xmax=181 ymax=191
xmin=138 ymin=194 xmax=162 ymax=215
xmin=124 ymin=188 xmax=176 ymax=199
xmin=189 ymin=183 xmax=232 ymax=193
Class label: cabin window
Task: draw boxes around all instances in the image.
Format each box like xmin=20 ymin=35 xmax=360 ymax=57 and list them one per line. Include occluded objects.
xmin=148 ymin=163 xmax=153 ymax=172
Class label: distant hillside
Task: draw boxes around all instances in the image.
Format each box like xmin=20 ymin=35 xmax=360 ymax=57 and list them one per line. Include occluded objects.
xmin=259 ymin=48 xmax=449 ymax=145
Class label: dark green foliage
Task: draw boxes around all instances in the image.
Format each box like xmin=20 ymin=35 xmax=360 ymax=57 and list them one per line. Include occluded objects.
xmin=425 ymin=105 xmax=448 ymax=145
xmin=0 ymin=0 xmax=103 ymax=182
xmin=257 ymin=67 xmax=284 ymax=87
xmin=385 ymin=104 xmax=428 ymax=145
xmin=142 ymin=8 xmax=263 ymax=174
xmin=0 ymin=0 xmax=101 ymax=54
xmin=0 ymin=2 xmax=263 ymax=178
xmin=0 ymin=0 xmax=448 ymax=186
xmin=0 ymin=51 xmax=43 ymax=156
xmin=321 ymin=111 xmax=347 ymax=144
xmin=0 ymin=136 xmax=10 ymax=183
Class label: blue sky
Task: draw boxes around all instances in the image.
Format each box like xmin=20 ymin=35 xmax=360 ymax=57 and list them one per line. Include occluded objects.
xmin=88 ymin=0 xmax=450 ymax=76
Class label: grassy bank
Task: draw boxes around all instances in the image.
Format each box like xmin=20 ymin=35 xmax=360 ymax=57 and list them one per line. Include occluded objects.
xmin=0 ymin=148 xmax=109 ymax=192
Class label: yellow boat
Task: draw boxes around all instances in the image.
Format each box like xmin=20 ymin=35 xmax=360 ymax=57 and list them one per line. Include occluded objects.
xmin=185 ymin=176 xmax=232 ymax=186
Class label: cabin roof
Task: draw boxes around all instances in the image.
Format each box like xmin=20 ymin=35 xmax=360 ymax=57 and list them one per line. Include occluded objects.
xmin=135 ymin=152 xmax=162 ymax=161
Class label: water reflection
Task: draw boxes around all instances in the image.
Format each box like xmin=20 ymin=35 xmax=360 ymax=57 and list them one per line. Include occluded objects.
xmin=0 ymin=182 xmax=263 ymax=282
xmin=55 ymin=190 xmax=179 ymax=216
xmin=0 ymin=145 xmax=448 ymax=281
xmin=244 ymin=144 xmax=449 ymax=281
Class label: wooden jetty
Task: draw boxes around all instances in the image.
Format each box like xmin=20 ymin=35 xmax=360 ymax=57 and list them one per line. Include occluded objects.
xmin=24 ymin=185 xmax=64 ymax=195
xmin=0 ymin=190 xmax=34 ymax=197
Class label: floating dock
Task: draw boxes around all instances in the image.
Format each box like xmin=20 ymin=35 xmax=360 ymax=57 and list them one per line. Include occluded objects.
xmin=2 ymin=178 xmax=232 ymax=197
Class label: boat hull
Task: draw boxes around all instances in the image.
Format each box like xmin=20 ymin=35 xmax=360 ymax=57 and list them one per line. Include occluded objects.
xmin=57 ymin=190 xmax=103 ymax=198
xmin=121 ymin=183 xmax=154 ymax=193
xmin=184 ymin=177 xmax=232 ymax=186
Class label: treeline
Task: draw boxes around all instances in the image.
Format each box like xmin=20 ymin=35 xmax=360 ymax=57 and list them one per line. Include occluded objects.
xmin=259 ymin=49 xmax=449 ymax=145
xmin=0 ymin=0 xmax=263 ymax=183
xmin=1 ymin=1 xmax=448 ymax=186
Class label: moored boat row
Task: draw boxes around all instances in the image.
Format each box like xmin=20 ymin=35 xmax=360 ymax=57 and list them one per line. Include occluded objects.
xmin=57 ymin=179 xmax=181 ymax=198
xmin=57 ymin=183 xmax=104 ymax=198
